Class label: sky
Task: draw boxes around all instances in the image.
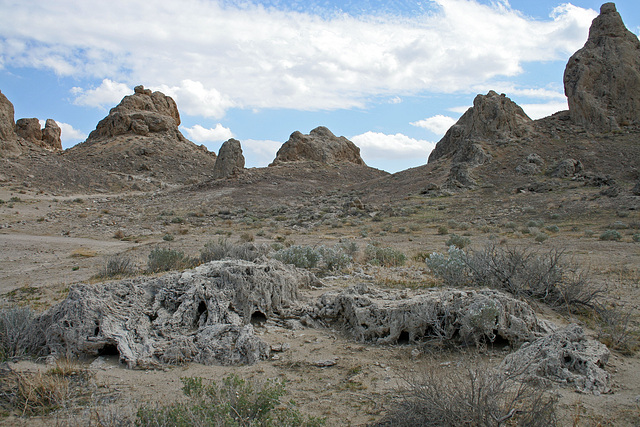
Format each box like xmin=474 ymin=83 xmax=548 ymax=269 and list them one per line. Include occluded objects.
xmin=1 ymin=1 xmax=639 ymax=173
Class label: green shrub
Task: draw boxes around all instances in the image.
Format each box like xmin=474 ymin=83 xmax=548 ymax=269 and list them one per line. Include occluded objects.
xmin=147 ymin=248 xmax=195 ymax=273
xmin=163 ymin=233 xmax=174 ymax=241
xmin=534 ymin=232 xmax=549 ymax=243
xmin=599 ymin=230 xmax=622 ymax=241
xmin=425 ymin=246 xmax=469 ymax=287
xmin=273 ymin=245 xmax=322 ymax=269
xmin=445 ymin=234 xmax=470 ymax=249
xmin=136 ymin=375 xmax=324 ymax=427
xmin=545 ymin=225 xmax=559 ymax=233
xmin=437 ymin=225 xmax=448 ymax=235
xmin=364 ymin=245 xmax=406 ymax=267
xmin=633 ymin=233 xmax=640 ymax=242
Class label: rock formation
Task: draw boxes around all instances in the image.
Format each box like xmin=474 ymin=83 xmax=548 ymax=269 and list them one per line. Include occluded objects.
xmin=564 ymin=3 xmax=640 ymax=131
xmin=15 ymin=118 xmax=62 ymax=151
xmin=212 ymin=138 xmax=245 ymax=179
xmin=87 ymin=85 xmax=183 ymax=141
xmin=0 ymin=90 xmax=21 ymax=157
xmin=427 ymin=91 xmax=531 ymax=188
xmin=501 ymin=324 xmax=610 ymax=394
xmin=32 ymin=259 xmax=319 ymax=368
xmin=307 ymin=284 xmax=553 ymax=347
xmin=429 ymin=91 xmax=532 ymax=164
xmin=271 ymin=126 xmax=366 ymax=166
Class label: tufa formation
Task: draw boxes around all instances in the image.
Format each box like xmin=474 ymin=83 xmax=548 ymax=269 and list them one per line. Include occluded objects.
xmin=15 ymin=118 xmax=62 ymax=151
xmin=564 ymin=3 xmax=640 ymax=131
xmin=271 ymin=126 xmax=366 ymax=166
xmin=212 ymin=138 xmax=245 ymax=179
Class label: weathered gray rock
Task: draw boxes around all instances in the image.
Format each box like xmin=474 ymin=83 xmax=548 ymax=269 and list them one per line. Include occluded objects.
xmin=429 ymin=91 xmax=531 ymax=164
xmin=564 ymin=3 xmax=640 ymax=131
xmin=516 ymin=154 xmax=544 ymax=175
xmin=41 ymin=119 xmax=62 ymax=151
xmin=212 ymin=138 xmax=245 ymax=179
xmin=501 ymin=324 xmax=610 ymax=394
xmin=308 ymin=285 xmax=553 ymax=346
xmin=550 ymin=158 xmax=583 ymax=178
xmin=633 ymin=179 xmax=640 ymax=195
xmin=87 ymin=85 xmax=183 ymax=141
xmin=33 ymin=259 xmax=319 ymax=368
xmin=271 ymin=126 xmax=366 ymax=166
xmin=15 ymin=118 xmax=42 ymax=142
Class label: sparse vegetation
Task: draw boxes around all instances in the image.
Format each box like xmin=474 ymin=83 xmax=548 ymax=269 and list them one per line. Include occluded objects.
xmin=147 ymin=248 xmax=196 ymax=273
xmin=375 ymin=358 xmax=557 ymax=427
xmin=201 ymin=238 xmax=270 ymax=262
xmin=0 ymin=306 xmax=40 ymax=362
xmin=136 ymin=375 xmax=325 ymax=427
xmin=97 ymin=255 xmax=136 ymax=278
xmin=599 ymin=229 xmax=622 ymax=241
xmin=364 ymin=244 xmax=406 ymax=267
xmin=273 ymin=245 xmax=322 ymax=269
xmin=445 ymin=233 xmax=470 ymax=249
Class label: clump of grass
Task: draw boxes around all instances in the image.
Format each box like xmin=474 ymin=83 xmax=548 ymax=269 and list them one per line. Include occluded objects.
xmin=364 ymin=244 xmax=406 ymax=267
xmin=599 ymin=230 xmax=622 ymax=241
xmin=97 ymin=255 xmax=136 ymax=279
xmin=136 ymin=375 xmax=325 ymax=427
xmin=0 ymin=306 xmax=41 ymax=362
xmin=147 ymin=248 xmax=196 ymax=273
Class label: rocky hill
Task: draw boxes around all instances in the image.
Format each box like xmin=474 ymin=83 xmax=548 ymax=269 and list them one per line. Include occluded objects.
xmin=65 ymin=86 xmax=217 ymax=186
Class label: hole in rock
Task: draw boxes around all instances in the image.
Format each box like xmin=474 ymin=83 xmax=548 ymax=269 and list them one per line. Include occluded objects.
xmin=197 ymin=301 xmax=207 ymax=315
xmin=94 ymin=327 xmax=100 ymax=337
xmin=98 ymin=343 xmax=120 ymax=356
xmin=251 ymin=311 xmax=267 ymax=325
xmin=397 ymin=330 xmax=411 ymax=344
xmin=488 ymin=334 xmax=510 ymax=350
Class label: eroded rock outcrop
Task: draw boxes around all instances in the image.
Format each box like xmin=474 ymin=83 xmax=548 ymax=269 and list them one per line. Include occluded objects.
xmin=0 ymin=90 xmax=21 ymax=157
xmin=33 ymin=259 xmax=319 ymax=368
xmin=271 ymin=126 xmax=366 ymax=166
xmin=87 ymin=85 xmax=183 ymax=141
xmin=212 ymin=138 xmax=245 ymax=179
xmin=15 ymin=118 xmax=62 ymax=151
xmin=501 ymin=324 xmax=610 ymax=394
xmin=307 ymin=285 xmax=553 ymax=346
xmin=564 ymin=3 xmax=640 ymax=131
xmin=427 ymin=91 xmax=532 ymax=189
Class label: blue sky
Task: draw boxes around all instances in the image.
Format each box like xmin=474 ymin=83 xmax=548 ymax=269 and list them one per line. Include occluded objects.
xmin=1 ymin=1 xmax=639 ymax=173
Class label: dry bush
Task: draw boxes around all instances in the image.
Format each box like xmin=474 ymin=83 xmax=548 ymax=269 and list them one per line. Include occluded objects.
xmin=375 ymin=358 xmax=557 ymax=427
xmin=200 ymin=238 xmax=270 ymax=263
xmin=0 ymin=368 xmax=70 ymax=416
xmin=147 ymin=248 xmax=197 ymax=273
xmin=96 ymin=255 xmax=136 ymax=279
xmin=594 ymin=304 xmax=639 ymax=355
xmin=0 ymin=305 xmax=42 ymax=361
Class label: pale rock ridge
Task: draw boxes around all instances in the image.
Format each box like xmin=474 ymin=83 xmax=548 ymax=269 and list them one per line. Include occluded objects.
xmin=564 ymin=3 xmax=640 ymax=131
xmin=87 ymin=85 xmax=184 ymax=141
xmin=212 ymin=138 xmax=245 ymax=179
xmin=271 ymin=126 xmax=366 ymax=166
xmin=32 ymin=259 xmax=318 ymax=368
xmin=0 ymin=90 xmax=21 ymax=158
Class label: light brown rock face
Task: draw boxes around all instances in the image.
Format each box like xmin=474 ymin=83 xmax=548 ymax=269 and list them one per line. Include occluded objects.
xmin=15 ymin=118 xmax=42 ymax=142
xmin=212 ymin=138 xmax=245 ymax=179
xmin=271 ymin=126 xmax=366 ymax=166
xmin=564 ymin=3 xmax=640 ymax=131
xmin=87 ymin=85 xmax=183 ymax=141
xmin=428 ymin=91 xmax=532 ymax=163
xmin=0 ymin=90 xmax=16 ymax=142
xmin=41 ymin=119 xmax=62 ymax=151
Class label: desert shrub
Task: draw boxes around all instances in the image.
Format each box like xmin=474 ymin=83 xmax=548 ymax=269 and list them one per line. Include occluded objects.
xmin=147 ymin=248 xmax=195 ymax=273
xmin=545 ymin=225 xmax=559 ymax=233
xmin=163 ymin=233 xmax=174 ymax=241
xmin=0 ymin=306 xmax=45 ymax=361
xmin=364 ymin=244 xmax=406 ymax=267
xmin=318 ymin=245 xmax=352 ymax=272
xmin=534 ymin=232 xmax=549 ymax=243
xmin=632 ymin=233 xmax=640 ymax=242
xmin=445 ymin=234 xmax=470 ymax=249
xmin=425 ymin=246 xmax=469 ymax=287
xmin=599 ymin=230 xmax=622 ymax=241
xmin=375 ymin=359 xmax=557 ymax=427
xmin=97 ymin=255 xmax=136 ymax=278
xmin=609 ymin=221 xmax=628 ymax=230
xmin=273 ymin=245 xmax=322 ymax=269
xmin=2 ymin=370 xmax=71 ymax=416
xmin=584 ymin=229 xmax=595 ymax=237
xmin=594 ymin=304 xmax=639 ymax=355
xmin=239 ymin=232 xmax=255 ymax=243
xmin=136 ymin=375 xmax=324 ymax=427
xmin=437 ymin=225 xmax=448 ymax=235
xmin=200 ymin=238 xmax=270 ymax=263
xmin=337 ymin=240 xmax=359 ymax=257
xmin=504 ymin=221 xmax=517 ymax=230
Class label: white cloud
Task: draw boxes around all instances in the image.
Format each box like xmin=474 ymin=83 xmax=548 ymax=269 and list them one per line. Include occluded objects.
xmin=0 ymin=0 xmax=598 ymax=116
xmin=351 ymin=131 xmax=436 ymax=161
xmin=71 ymin=79 xmax=130 ymax=109
xmin=449 ymin=105 xmax=472 ymax=114
xmin=411 ymin=115 xmax=457 ymax=136
xmin=37 ymin=120 xmax=87 ymax=149
xmin=242 ymin=139 xmax=283 ymax=167
xmin=181 ymin=124 xmax=234 ymax=143
xmin=521 ymin=101 xmax=569 ymax=120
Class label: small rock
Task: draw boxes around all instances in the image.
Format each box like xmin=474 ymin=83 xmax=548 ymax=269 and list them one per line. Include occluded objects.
xmin=314 ymin=359 xmax=337 ymax=367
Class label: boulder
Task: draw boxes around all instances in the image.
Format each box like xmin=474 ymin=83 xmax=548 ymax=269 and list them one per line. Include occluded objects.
xmin=550 ymin=158 xmax=583 ymax=178
xmin=308 ymin=284 xmax=553 ymax=347
xmin=15 ymin=118 xmax=42 ymax=142
xmin=87 ymin=85 xmax=183 ymax=141
xmin=41 ymin=119 xmax=62 ymax=151
xmin=212 ymin=138 xmax=245 ymax=179
xmin=428 ymin=91 xmax=532 ymax=163
xmin=564 ymin=3 xmax=640 ymax=131
xmin=500 ymin=324 xmax=610 ymax=395
xmin=271 ymin=126 xmax=366 ymax=166
xmin=32 ymin=259 xmax=318 ymax=368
